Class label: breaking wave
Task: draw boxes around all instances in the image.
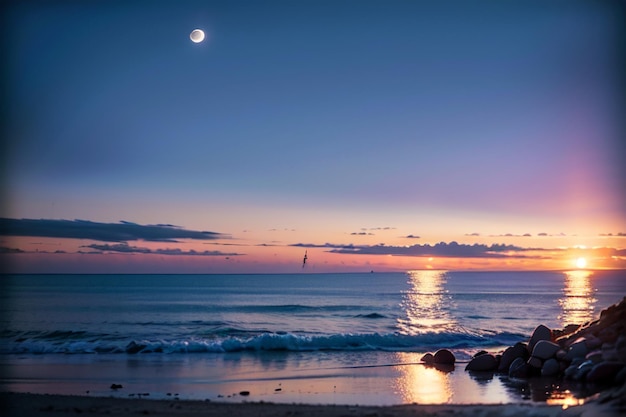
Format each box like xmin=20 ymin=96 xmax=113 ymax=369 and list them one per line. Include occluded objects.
xmin=1 ymin=328 xmax=525 ymax=355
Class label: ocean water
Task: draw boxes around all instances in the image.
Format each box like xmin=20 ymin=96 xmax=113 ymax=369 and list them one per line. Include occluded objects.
xmin=1 ymin=270 xmax=625 ymax=404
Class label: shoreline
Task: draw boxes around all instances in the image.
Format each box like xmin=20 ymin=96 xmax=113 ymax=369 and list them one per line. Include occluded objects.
xmin=1 ymin=391 xmax=623 ymax=417
xmin=2 ymin=278 xmax=624 ymax=416
xmin=0 ymin=352 xmax=604 ymax=406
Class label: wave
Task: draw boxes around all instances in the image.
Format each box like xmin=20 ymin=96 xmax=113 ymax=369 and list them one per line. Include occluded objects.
xmin=355 ymin=313 xmax=387 ymax=319
xmin=1 ymin=329 xmax=525 ymax=355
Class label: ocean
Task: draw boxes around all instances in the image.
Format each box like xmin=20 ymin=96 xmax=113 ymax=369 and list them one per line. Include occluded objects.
xmin=1 ymin=270 xmax=625 ymax=405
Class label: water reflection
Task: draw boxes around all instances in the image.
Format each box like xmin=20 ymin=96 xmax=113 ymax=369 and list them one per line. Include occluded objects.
xmin=393 ymin=352 xmax=453 ymax=404
xmin=559 ymin=271 xmax=597 ymax=327
xmin=499 ymin=374 xmax=594 ymax=406
xmin=398 ymin=270 xmax=455 ymax=334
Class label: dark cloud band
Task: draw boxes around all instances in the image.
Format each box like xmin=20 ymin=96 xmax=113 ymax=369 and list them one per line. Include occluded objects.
xmin=0 ymin=218 xmax=224 ymax=242
xmin=292 ymin=241 xmax=537 ymax=258
xmin=84 ymin=243 xmax=241 ymax=256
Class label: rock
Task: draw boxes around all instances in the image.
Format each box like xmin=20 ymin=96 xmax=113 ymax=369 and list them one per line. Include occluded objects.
xmin=239 ymin=391 xmax=250 ymax=396
xmin=466 ymin=354 xmax=498 ymax=371
xmin=421 ymin=353 xmax=434 ymax=364
xmin=598 ymin=325 xmax=620 ymax=343
xmin=585 ymin=335 xmax=603 ymax=350
xmin=565 ymin=340 xmax=589 ymax=361
xmin=433 ymin=349 xmax=455 ymax=365
xmin=541 ymin=358 xmax=560 ymax=377
xmin=564 ymin=364 xmax=578 ymax=379
xmin=616 ymin=336 xmax=626 ymax=362
xmin=509 ymin=357 xmax=530 ymax=378
xmin=527 ymin=356 xmax=543 ymax=369
xmin=556 ymin=349 xmax=567 ymax=361
xmin=586 ymin=350 xmax=603 ymax=363
xmin=110 ymin=384 xmax=123 ymax=390
xmin=528 ymin=324 xmax=552 ymax=353
xmin=532 ymin=340 xmax=560 ymax=360
xmin=553 ymin=324 xmax=581 ymax=340
xmin=574 ymin=360 xmax=595 ymax=381
xmin=498 ymin=342 xmax=528 ymax=373
xmin=586 ymin=362 xmax=625 ymax=384
xmin=473 ymin=350 xmax=488 ymax=358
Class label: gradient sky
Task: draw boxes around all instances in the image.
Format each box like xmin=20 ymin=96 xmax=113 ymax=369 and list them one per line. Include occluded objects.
xmin=2 ymin=0 xmax=625 ymax=273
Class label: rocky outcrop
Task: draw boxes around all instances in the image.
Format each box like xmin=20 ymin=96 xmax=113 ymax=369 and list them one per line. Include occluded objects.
xmin=420 ymin=295 xmax=626 ymax=407
xmin=462 ymin=296 xmax=626 ymax=389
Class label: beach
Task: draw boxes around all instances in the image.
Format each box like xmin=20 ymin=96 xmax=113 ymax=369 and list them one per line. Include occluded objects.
xmin=2 ymin=272 xmax=625 ymax=416
xmin=2 ymin=390 xmax=624 ymax=417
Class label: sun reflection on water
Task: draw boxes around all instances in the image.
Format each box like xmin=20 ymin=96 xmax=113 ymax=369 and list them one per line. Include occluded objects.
xmin=559 ymin=271 xmax=596 ymax=327
xmin=393 ymin=353 xmax=452 ymax=404
xmin=398 ymin=270 xmax=455 ymax=334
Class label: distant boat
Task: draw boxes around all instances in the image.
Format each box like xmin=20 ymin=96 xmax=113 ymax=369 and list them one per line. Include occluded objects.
xmin=302 ymin=250 xmax=308 ymax=268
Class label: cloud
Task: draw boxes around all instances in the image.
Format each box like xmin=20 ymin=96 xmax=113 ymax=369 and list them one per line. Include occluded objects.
xmin=0 ymin=246 xmax=24 ymax=254
xmin=83 ymin=243 xmax=242 ymax=256
xmin=291 ymin=242 xmax=359 ymax=250
xmin=404 ymin=234 xmax=421 ymax=239
xmin=599 ymin=232 xmax=626 ymax=237
xmin=0 ymin=218 xmax=225 ymax=242
xmin=297 ymin=241 xmax=539 ymax=259
xmin=351 ymin=232 xmax=374 ymax=236
xmin=489 ymin=233 xmax=533 ymax=237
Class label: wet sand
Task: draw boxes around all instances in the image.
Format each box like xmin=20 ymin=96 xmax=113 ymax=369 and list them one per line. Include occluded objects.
xmin=1 ymin=391 xmax=624 ymax=417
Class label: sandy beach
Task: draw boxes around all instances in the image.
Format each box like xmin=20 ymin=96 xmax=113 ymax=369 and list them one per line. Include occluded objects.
xmin=2 ymin=390 xmax=624 ymax=417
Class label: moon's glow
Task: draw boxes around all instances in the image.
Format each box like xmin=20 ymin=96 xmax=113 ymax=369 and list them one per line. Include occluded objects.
xmin=190 ymin=29 xmax=205 ymax=43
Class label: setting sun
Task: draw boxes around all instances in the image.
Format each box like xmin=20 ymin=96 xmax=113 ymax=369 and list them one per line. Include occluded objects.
xmin=575 ymin=257 xmax=587 ymax=269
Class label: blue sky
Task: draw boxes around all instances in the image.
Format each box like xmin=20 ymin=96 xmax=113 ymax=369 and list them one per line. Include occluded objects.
xmin=2 ymin=0 xmax=625 ymax=272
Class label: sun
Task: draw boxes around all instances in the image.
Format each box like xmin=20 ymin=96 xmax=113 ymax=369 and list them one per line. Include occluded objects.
xmin=575 ymin=257 xmax=587 ymax=269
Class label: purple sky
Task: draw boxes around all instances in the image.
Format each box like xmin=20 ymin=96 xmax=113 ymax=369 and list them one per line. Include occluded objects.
xmin=2 ymin=0 xmax=625 ymax=273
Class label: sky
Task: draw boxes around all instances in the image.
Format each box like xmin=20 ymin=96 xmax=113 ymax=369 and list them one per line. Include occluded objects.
xmin=1 ymin=0 xmax=625 ymax=273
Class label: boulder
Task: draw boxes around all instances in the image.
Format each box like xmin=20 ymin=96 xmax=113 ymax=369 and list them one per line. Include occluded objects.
xmin=574 ymin=360 xmax=595 ymax=381
xmin=498 ymin=342 xmax=528 ymax=373
xmin=527 ymin=356 xmax=543 ymax=369
xmin=433 ymin=349 xmax=455 ymax=365
xmin=585 ymin=335 xmax=603 ymax=350
xmin=564 ymin=364 xmax=578 ymax=379
xmin=509 ymin=357 xmax=530 ymax=378
xmin=466 ymin=354 xmax=498 ymax=372
xmin=585 ymin=350 xmax=603 ymax=363
xmin=528 ymin=325 xmax=552 ymax=353
xmin=532 ymin=340 xmax=560 ymax=360
xmin=541 ymin=358 xmax=560 ymax=377
xmin=565 ymin=340 xmax=589 ymax=361
xmin=616 ymin=336 xmax=626 ymax=363
xmin=553 ymin=324 xmax=581 ymax=341
xmin=586 ymin=362 xmax=625 ymax=384
xmin=421 ymin=353 xmax=434 ymax=364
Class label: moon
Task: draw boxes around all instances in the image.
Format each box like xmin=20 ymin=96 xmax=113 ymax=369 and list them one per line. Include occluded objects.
xmin=190 ymin=29 xmax=205 ymax=43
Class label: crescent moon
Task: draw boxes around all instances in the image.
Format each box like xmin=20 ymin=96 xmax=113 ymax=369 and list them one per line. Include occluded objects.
xmin=190 ymin=29 xmax=205 ymax=43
